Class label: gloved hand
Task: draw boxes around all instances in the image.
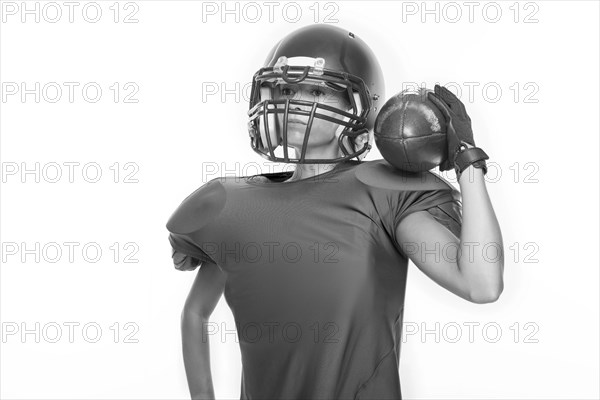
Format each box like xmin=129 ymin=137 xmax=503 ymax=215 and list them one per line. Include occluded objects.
xmin=427 ymin=84 xmax=476 ymax=171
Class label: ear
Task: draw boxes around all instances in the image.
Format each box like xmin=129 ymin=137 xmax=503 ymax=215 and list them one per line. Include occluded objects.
xmin=354 ymin=131 xmax=370 ymax=148
xmin=352 ymin=131 xmax=371 ymax=160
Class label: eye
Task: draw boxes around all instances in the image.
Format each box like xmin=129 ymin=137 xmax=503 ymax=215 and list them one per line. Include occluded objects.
xmin=280 ymin=87 xmax=295 ymax=96
xmin=310 ymin=89 xmax=325 ymax=97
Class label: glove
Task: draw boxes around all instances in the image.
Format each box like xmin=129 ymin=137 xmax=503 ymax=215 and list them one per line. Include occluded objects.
xmin=427 ymin=84 xmax=476 ymax=171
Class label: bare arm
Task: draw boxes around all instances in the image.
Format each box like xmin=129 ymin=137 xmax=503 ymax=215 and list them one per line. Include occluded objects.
xmin=396 ymin=166 xmax=504 ymax=303
xmin=180 ymin=258 xmax=227 ymax=399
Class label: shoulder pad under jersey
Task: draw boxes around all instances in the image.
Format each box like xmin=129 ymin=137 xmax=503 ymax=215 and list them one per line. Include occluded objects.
xmin=166 ymin=178 xmax=227 ymax=235
xmin=354 ymin=159 xmax=455 ymax=191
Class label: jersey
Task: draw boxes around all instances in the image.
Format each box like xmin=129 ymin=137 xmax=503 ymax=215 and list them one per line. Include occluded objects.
xmin=166 ymin=159 xmax=462 ymax=400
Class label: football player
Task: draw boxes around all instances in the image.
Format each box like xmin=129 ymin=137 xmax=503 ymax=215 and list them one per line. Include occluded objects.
xmin=167 ymin=24 xmax=504 ymax=400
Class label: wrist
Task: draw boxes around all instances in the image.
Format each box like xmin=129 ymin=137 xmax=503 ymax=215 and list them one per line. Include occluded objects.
xmin=453 ymin=146 xmax=489 ymax=178
xmin=457 ymin=164 xmax=486 ymax=184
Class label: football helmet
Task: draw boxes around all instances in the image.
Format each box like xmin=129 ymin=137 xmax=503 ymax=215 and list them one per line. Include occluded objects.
xmin=248 ymin=24 xmax=385 ymax=164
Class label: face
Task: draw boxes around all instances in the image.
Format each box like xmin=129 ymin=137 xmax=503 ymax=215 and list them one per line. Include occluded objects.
xmin=272 ymin=83 xmax=352 ymax=149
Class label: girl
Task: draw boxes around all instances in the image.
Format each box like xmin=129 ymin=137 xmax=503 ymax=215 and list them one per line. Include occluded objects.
xmin=168 ymin=24 xmax=503 ymax=400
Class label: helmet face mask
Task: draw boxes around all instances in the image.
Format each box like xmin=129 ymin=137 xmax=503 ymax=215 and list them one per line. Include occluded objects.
xmin=247 ymin=25 xmax=385 ymax=164
xmin=272 ymin=82 xmax=353 ymax=148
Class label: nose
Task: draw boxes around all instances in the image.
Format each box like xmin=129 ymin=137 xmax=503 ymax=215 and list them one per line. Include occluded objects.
xmin=291 ymin=103 xmax=310 ymax=115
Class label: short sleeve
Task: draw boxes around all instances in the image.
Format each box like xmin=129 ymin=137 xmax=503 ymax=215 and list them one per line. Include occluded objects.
xmin=169 ymin=232 xmax=217 ymax=265
xmin=394 ymin=188 xmax=462 ymax=238
xmin=166 ymin=178 xmax=226 ymax=268
xmin=425 ymin=198 xmax=462 ymax=238
xmin=171 ymin=246 xmax=201 ymax=270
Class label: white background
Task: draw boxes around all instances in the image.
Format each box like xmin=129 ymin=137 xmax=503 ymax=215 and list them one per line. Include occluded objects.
xmin=1 ymin=1 xmax=598 ymax=399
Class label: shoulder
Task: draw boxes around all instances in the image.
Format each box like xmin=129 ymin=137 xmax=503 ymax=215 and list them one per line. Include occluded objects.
xmin=354 ymin=159 xmax=455 ymax=192
xmin=166 ymin=178 xmax=227 ymax=235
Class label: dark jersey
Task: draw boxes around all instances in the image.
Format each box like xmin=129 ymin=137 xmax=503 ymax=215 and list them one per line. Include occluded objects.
xmin=166 ymin=159 xmax=461 ymax=400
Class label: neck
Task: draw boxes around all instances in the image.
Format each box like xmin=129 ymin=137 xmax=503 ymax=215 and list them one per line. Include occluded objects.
xmin=286 ymin=163 xmax=339 ymax=182
xmin=283 ymin=141 xmax=349 ymax=182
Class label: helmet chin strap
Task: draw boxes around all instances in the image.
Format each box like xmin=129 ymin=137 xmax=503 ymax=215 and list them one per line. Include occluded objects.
xmin=334 ymin=121 xmax=350 ymax=157
xmin=334 ymin=92 xmax=369 ymax=162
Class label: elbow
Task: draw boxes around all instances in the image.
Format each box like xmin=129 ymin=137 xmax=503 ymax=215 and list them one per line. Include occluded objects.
xmin=469 ymin=293 xmax=501 ymax=304
xmin=468 ymin=282 xmax=504 ymax=304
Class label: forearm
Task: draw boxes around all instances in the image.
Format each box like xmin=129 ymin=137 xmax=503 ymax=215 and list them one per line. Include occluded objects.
xmin=457 ymin=166 xmax=504 ymax=302
xmin=182 ymin=312 xmax=216 ymax=400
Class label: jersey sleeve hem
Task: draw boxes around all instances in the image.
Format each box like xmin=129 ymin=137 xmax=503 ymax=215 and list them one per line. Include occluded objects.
xmin=391 ymin=188 xmax=462 ymax=255
xmin=168 ymin=233 xmax=217 ymax=265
